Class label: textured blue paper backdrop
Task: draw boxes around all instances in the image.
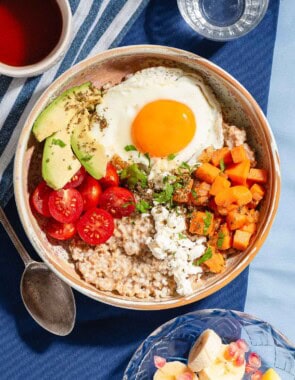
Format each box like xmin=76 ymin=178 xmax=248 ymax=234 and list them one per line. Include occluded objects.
xmin=0 ymin=0 xmax=280 ymax=379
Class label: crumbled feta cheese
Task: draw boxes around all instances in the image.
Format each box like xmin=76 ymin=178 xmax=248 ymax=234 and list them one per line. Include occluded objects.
xmin=148 ymin=158 xmax=177 ymax=189
xmin=147 ymin=205 xmax=206 ymax=296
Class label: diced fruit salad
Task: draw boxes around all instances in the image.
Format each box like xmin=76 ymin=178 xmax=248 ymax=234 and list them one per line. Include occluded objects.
xmin=153 ymin=329 xmax=281 ymax=380
xmin=31 ymin=143 xmax=267 ymax=264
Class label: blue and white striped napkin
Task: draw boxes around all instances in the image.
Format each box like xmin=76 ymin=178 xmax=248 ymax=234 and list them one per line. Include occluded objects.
xmin=0 ymin=0 xmax=148 ymax=206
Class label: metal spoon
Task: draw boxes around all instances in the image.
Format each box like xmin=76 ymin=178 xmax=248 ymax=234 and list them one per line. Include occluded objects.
xmin=0 ymin=206 xmax=76 ymax=336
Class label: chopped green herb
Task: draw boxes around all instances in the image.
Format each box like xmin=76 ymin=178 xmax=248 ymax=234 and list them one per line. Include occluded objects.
xmin=67 ymin=165 xmax=72 ymax=170
xmin=81 ymin=154 xmax=93 ymax=162
xmin=45 ymin=158 xmax=50 ymax=163
xmin=180 ymin=162 xmax=190 ymax=171
xmin=122 ymin=201 xmax=135 ymax=208
xmin=167 ymin=153 xmax=176 ymax=161
xmin=178 ymin=232 xmax=187 ymax=239
xmin=217 ymin=231 xmax=225 ymax=249
xmin=52 ymin=138 xmax=66 ymax=148
xmin=220 ymin=158 xmax=225 ymax=172
xmin=136 ymin=199 xmax=151 ymax=213
xmin=203 ymin=211 xmax=213 ymax=235
xmin=173 ymin=182 xmax=183 ymax=190
xmin=194 ymin=247 xmax=213 ymax=266
xmin=153 ymin=183 xmax=174 ymax=204
xmin=144 ymin=152 xmax=151 ymax=168
xmin=124 ymin=145 xmax=137 ymax=152
xmin=191 ymin=188 xmax=198 ymax=200
xmin=120 ymin=163 xmax=147 ymax=189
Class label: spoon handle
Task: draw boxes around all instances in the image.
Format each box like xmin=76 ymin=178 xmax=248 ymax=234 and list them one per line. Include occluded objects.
xmin=0 ymin=206 xmax=32 ymax=266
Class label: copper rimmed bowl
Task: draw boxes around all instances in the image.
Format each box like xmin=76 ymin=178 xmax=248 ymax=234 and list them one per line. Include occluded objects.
xmin=14 ymin=45 xmax=281 ymax=310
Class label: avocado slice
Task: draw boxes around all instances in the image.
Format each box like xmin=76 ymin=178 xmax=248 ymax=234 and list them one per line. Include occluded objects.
xmin=71 ymin=110 xmax=107 ymax=179
xmin=42 ymin=127 xmax=81 ymax=190
xmin=33 ymin=82 xmax=94 ymax=142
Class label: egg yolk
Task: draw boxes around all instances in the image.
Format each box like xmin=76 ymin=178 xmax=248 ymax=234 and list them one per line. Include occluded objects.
xmin=131 ymin=99 xmax=196 ymax=157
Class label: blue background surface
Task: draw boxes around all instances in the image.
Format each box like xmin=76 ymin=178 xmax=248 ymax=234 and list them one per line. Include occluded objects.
xmin=0 ymin=0 xmax=294 ymax=379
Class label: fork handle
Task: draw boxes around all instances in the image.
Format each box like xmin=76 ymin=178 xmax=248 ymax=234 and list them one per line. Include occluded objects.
xmin=0 ymin=206 xmax=32 ymax=266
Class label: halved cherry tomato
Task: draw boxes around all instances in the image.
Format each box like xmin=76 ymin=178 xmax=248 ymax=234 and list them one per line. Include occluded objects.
xmin=77 ymin=208 xmax=114 ymax=245
xmin=99 ymin=186 xmax=135 ymax=218
xmin=64 ymin=167 xmax=86 ymax=189
xmin=78 ymin=175 xmax=102 ymax=211
xmin=48 ymin=188 xmax=83 ymax=223
xmin=99 ymin=163 xmax=119 ymax=189
xmin=31 ymin=181 xmax=52 ymax=217
xmin=46 ymin=219 xmax=76 ymax=241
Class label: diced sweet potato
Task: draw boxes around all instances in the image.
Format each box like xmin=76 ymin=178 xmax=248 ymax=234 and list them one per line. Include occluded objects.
xmin=190 ymin=181 xmax=211 ymax=205
xmin=225 ymin=159 xmax=250 ymax=186
xmin=217 ymin=224 xmax=232 ymax=250
xmin=211 ymin=147 xmax=233 ymax=167
xmin=250 ymin=183 xmax=265 ymax=202
xmin=248 ymin=168 xmax=268 ymax=184
xmin=210 ymin=175 xmax=231 ymax=196
xmin=173 ymin=179 xmax=193 ymax=203
xmin=233 ymin=230 xmax=252 ymax=250
xmin=203 ymin=250 xmax=225 ymax=273
xmin=227 ymin=210 xmax=247 ymax=230
xmin=195 ymin=163 xmax=220 ymax=184
xmin=246 ymin=209 xmax=260 ymax=224
xmin=241 ymin=223 xmax=257 ymax=234
xmin=198 ymin=146 xmax=214 ymax=163
xmin=215 ymin=186 xmax=252 ymax=208
xmin=231 ymin=145 xmax=248 ymax=163
xmin=189 ymin=211 xmax=214 ymax=235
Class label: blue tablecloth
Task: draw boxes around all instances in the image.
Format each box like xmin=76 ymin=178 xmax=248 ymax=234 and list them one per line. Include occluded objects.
xmin=0 ymin=0 xmax=279 ymax=379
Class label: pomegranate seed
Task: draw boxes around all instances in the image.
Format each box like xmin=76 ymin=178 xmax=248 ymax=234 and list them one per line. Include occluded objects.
xmin=251 ymin=370 xmax=263 ymax=380
xmin=176 ymin=373 xmax=193 ymax=380
xmin=234 ymin=352 xmax=245 ymax=367
xmin=236 ymin=338 xmax=249 ymax=352
xmin=248 ymin=352 xmax=262 ymax=369
xmin=154 ymin=356 xmax=166 ymax=369
xmin=225 ymin=342 xmax=239 ymax=360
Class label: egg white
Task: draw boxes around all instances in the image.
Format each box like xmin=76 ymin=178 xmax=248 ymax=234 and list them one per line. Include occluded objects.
xmin=91 ymin=67 xmax=223 ymax=166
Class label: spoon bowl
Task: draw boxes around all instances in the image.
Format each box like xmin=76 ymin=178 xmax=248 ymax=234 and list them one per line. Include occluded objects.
xmin=21 ymin=261 xmax=76 ymax=336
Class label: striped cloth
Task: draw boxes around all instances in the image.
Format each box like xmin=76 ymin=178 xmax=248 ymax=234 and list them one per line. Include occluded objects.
xmin=0 ymin=0 xmax=148 ymax=206
xmin=0 ymin=1 xmax=280 ymax=379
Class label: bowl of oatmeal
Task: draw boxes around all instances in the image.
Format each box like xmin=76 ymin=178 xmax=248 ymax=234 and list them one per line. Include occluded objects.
xmin=14 ymin=45 xmax=280 ymax=310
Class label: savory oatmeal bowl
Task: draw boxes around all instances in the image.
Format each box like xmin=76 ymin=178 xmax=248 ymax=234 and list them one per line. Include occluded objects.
xmin=14 ymin=45 xmax=280 ymax=309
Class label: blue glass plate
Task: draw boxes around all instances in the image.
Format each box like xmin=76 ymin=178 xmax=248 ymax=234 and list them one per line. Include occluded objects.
xmin=124 ymin=309 xmax=295 ymax=379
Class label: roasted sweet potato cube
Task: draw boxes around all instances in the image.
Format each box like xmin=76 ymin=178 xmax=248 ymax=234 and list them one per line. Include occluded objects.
xmin=195 ymin=163 xmax=220 ymax=184
xmin=231 ymin=145 xmax=248 ymax=163
xmin=173 ymin=179 xmax=193 ymax=203
xmin=211 ymin=147 xmax=233 ymax=167
xmin=189 ymin=211 xmax=214 ymax=235
xmin=225 ymin=159 xmax=250 ymax=186
xmin=250 ymin=183 xmax=265 ymax=201
xmin=203 ymin=250 xmax=225 ymax=273
xmin=233 ymin=230 xmax=252 ymax=250
xmin=190 ymin=181 xmax=211 ymax=205
xmin=210 ymin=175 xmax=231 ymax=196
xmin=227 ymin=210 xmax=247 ymax=230
xmin=248 ymin=168 xmax=268 ymax=184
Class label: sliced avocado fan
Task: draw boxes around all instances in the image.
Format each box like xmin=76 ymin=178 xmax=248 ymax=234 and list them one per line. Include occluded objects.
xmin=71 ymin=110 xmax=107 ymax=180
xmin=32 ymin=82 xmax=100 ymax=142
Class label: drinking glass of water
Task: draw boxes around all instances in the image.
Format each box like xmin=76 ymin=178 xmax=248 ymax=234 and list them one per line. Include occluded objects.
xmin=177 ymin=0 xmax=269 ymax=41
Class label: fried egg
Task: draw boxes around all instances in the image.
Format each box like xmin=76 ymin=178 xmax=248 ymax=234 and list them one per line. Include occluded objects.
xmin=92 ymin=67 xmax=223 ymax=166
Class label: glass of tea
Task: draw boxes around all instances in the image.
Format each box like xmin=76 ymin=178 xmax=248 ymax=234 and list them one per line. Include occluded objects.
xmin=0 ymin=0 xmax=72 ymax=77
xmin=177 ymin=0 xmax=269 ymax=41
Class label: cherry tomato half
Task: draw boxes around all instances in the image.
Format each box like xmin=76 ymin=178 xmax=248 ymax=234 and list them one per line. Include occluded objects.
xmin=77 ymin=208 xmax=114 ymax=245
xmin=64 ymin=166 xmax=86 ymax=189
xmin=31 ymin=181 xmax=52 ymax=217
xmin=78 ymin=175 xmax=102 ymax=211
xmin=99 ymin=163 xmax=119 ymax=189
xmin=99 ymin=186 xmax=135 ymax=218
xmin=48 ymin=188 xmax=83 ymax=223
xmin=46 ymin=219 xmax=76 ymax=241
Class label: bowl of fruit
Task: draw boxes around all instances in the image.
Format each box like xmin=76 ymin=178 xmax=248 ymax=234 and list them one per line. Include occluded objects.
xmin=14 ymin=45 xmax=280 ymax=309
xmin=124 ymin=309 xmax=295 ymax=379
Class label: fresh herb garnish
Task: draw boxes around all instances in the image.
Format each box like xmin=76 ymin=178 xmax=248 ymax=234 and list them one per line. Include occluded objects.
xmin=220 ymin=158 xmax=225 ymax=172
xmin=136 ymin=199 xmax=151 ymax=213
xmin=120 ymin=163 xmax=147 ymax=189
xmin=203 ymin=211 xmax=213 ymax=235
xmin=122 ymin=201 xmax=135 ymax=208
xmin=81 ymin=154 xmax=93 ymax=162
xmin=194 ymin=247 xmax=213 ymax=266
xmin=191 ymin=188 xmax=198 ymax=200
xmin=178 ymin=232 xmax=187 ymax=239
xmin=153 ymin=183 xmax=174 ymax=204
xmin=180 ymin=162 xmax=190 ymax=171
xmin=144 ymin=152 xmax=151 ymax=168
xmin=124 ymin=145 xmax=137 ymax=152
xmin=52 ymin=138 xmax=66 ymax=148
xmin=217 ymin=231 xmax=225 ymax=249
xmin=167 ymin=153 xmax=176 ymax=161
